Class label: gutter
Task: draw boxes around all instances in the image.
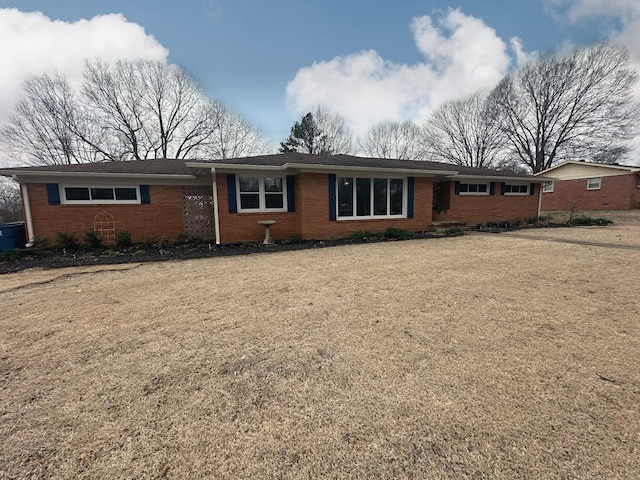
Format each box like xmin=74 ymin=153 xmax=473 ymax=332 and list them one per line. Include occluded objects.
xmin=186 ymin=161 xmax=459 ymax=177
xmin=15 ymin=177 xmax=35 ymax=246
xmin=211 ymin=168 xmax=221 ymax=245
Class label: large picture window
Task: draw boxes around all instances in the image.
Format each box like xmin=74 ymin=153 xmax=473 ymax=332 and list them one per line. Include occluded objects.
xmin=337 ymin=177 xmax=405 ymax=219
xmin=61 ymin=186 xmax=140 ymax=204
xmin=237 ymin=176 xmax=286 ymax=212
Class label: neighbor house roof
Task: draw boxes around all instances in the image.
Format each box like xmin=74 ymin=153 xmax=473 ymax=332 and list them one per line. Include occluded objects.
xmin=1 ymin=153 xmax=542 ymax=182
xmin=535 ymin=161 xmax=640 ymax=179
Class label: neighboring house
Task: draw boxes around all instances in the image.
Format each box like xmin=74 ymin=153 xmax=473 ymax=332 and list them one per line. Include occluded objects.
xmin=536 ymin=161 xmax=640 ymax=211
xmin=1 ymin=153 xmax=544 ymax=246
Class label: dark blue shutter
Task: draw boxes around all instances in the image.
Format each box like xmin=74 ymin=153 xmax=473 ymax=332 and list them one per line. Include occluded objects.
xmin=46 ymin=183 xmax=60 ymax=205
xmin=490 ymin=182 xmax=496 ymax=195
xmin=454 ymin=181 xmax=460 ymax=195
xmin=286 ymin=175 xmax=295 ymax=212
xmin=530 ymin=183 xmax=536 ymax=195
xmin=227 ymin=174 xmax=237 ymax=213
xmin=140 ymin=185 xmax=150 ymax=204
xmin=501 ymin=182 xmax=507 ymax=195
xmin=328 ymin=174 xmax=336 ymax=221
xmin=407 ymin=177 xmax=415 ymax=218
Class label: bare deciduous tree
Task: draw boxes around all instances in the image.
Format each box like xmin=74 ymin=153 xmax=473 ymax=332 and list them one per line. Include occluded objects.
xmin=1 ymin=59 xmax=268 ymax=165
xmin=490 ymin=43 xmax=639 ymax=173
xmin=359 ymin=121 xmax=428 ymax=160
xmin=0 ymin=178 xmax=22 ymax=223
xmin=312 ymin=106 xmax=353 ymax=155
xmin=207 ymin=106 xmax=271 ymax=158
xmin=1 ymin=74 xmax=96 ymax=165
xmin=424 ymin=91 xmax=506 ymax=168
xmin=280 ymin=107 xmax=353 ymax=155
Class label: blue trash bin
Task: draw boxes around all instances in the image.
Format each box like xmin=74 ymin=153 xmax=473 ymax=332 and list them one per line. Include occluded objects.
xmin=0 ymin=222 xmax=26 ymax=251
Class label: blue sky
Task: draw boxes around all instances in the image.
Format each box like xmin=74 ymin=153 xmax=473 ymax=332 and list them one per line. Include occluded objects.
xmin=0 ymin=0 xmax=638 ymax=153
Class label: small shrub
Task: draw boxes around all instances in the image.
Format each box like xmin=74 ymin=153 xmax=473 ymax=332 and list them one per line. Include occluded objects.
xmin=348 ymin=230 xmax=377 ymax=241
xmin=383 ymin=227 xmax=415 ymax=240
xmin=284 ymin=233 xmax=302 ymax=244
xmin=571 ymin=217 xmax=613 ymax=226
xmin=55 ymin=231 xmax=79 ymax=250
xmin=0 ymin=248 xmax=29 ymax=261
xmin=443 ymin=228 xmax=465 ymax=237
xmin=115 ymin=229 xmax=132 ymax=248
xmin=82 ymin=230 xmax=103 ymax=249
xmin=433 ymin=202 xmax=449 ymax=214
xmin=32 ymin=236 xmax=49 ymax=248
xmin=157 ymin=236 xmax=171 ymax=249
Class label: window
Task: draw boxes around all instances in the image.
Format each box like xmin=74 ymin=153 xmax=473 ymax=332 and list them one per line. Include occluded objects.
xmin=586 ymin=177 xmax=601 ymax=190
xmin=504 ymin=183 xmax=530 ymax=195
xmin=62 ymin=186 xmax=140 ymax=204
xmin=237 ymin=176 xmax=286 ymax=212
xmin=458 ymin=182 xmax=489 ymax=195
xmin=337 ymin=177 xmax=405 ymax=219
xmin=542 ymin=181 xmax=554 ymax=193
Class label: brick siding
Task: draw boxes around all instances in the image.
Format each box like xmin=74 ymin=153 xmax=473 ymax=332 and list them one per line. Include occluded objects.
xmin=25 ymin=183 xmax=184 ymax=244
xmin=540 ymin=174 xmax=640 ymax=211
xmin=217 ymin=173 xmax=433 ymax=243
xmin=432 ymin=181 xmax=539 ymax=226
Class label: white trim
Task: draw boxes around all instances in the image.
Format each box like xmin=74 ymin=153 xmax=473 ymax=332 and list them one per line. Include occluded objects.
xmin=60 ymin=185 xmax=141 ymax=204
xmin=503 ymin=183 xmax=530 ymax=195
xmin=186 ymin=161 xmax=459 ymax=177
xmin=586 ymin=177 xmax=601 ymax=190
xmin=236 ymin=175 xmax=287 ymax=213
xmin=336 ymin=176 xmax=407 ymax=220
xmin=20 ymin=182 xmax=35 ymax=245
xmin=542 ymin=181 xmax=554 ymax=193
xmin=211 ymin=168 xmax=221 ymax=245
xmin=458 ymin=182 xmax=490 ymax=196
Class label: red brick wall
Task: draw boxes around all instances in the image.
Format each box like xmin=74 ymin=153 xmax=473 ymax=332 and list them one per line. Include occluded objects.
xmin=216 ymin=173 xmax=298 ymax=243
xmin=25 ymin=183 xmax=184 ymax=244
xmin=432 ymin=181 xmax=539 ymax=226
xmin=216 ymin=173 xmax=433 ymax=243
xmin=540 ymin=174 xmax=640 ymax=211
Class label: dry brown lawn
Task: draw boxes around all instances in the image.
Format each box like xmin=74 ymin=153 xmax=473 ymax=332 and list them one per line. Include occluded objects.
xmin=2 ymin=211 xmax=639 ymax=479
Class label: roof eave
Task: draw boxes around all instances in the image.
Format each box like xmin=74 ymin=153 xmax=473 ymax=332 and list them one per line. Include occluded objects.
xmin=2 ymin=170 xmax=196 ymax=180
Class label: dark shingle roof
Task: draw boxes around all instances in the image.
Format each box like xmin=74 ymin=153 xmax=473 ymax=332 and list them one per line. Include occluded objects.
xmin=1 ymin=153 xmax=536 ymax=179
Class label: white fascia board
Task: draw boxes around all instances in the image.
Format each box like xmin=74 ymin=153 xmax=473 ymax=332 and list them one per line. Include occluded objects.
xmin=5 ymin=171 xmax=196 ymax=181
xmin=186 ymin=161 xmax=459 ymax=177
xmin=454 ymin=174 xmax=543 ymax=182
xmin=283 ymin=162 xmax=458 ymax=176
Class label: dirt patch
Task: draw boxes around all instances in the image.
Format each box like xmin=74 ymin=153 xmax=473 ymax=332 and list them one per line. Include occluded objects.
xmin=1 ymin=215 xmax=639 ymax=479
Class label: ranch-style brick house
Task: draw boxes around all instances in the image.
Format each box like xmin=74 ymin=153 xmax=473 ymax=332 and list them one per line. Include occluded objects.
xmin=1 ymin=153 xmax=545 ymax=246
xmin=536 ymin=161 xmax=640 ymax=211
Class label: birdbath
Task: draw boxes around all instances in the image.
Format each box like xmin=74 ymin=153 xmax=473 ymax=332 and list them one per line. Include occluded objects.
xmin=257 ymin=220 xmax=276 ymax=245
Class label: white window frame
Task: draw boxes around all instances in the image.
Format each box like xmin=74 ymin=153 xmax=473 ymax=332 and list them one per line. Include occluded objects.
xmin=504 ymin=183 xmax=530 ymax=195
xmin=60 ymin=185 xmax=141 ymax=204
xmin=236 ymin=175 xmax=287 ymax=213
xmin=458 ymin=182 xmax=490 ymax=196
xmin=336 ymin=176 xmax=407 ymax=220
xmin=542 ymin=181 xmax=554 ymax=193
xmin=586 ymin=177 xmax=601 ymax=190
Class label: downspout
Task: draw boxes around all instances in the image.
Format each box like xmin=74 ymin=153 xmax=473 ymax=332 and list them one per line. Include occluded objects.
xmin=211 ymin=168 xmax=221 ymax=245
xmin=16 ymin=177 xmax=35 ymax=246
xmin=537 ymin=182 xmax=542 ymax=218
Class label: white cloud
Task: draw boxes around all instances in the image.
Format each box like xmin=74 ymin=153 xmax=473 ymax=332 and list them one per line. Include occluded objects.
xmin=565 ymin=0 xmax=639 ymax=21
xmin=286 ymin=8 xmax=521 ymax=137
xmin=0 ymin=8 xmax=168 ymax=126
